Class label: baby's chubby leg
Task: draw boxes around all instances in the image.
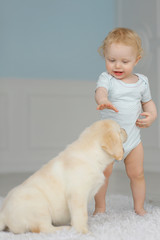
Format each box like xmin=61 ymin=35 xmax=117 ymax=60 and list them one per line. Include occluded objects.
xmin=93 ymin=162 xmax=114 ymax=215
xmin=124 ymin=142 xmax=147 ymax=216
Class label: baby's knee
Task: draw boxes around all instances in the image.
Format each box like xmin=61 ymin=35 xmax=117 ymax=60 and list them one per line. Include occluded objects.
xmin=127 ymin=170 xmax=144 ymax=181
xmin=103 ymin=163 xmax=113 ymax=178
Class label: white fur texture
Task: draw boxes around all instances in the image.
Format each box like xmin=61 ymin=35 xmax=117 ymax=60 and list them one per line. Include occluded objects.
xmin=0 ymin=195 xmax=160 ymax=240
xmin=0 ymin=120 xmax=127 ymax=234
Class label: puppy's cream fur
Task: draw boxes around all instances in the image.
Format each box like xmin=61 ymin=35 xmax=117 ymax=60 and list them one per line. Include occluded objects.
xmin=0 ymin=120 xmax=127 ymax=234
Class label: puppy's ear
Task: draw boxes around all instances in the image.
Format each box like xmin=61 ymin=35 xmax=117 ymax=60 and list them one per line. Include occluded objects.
xmin=101 ymin=130 xmax=124 ymax=160
xmin=120 ymin=128 xmax=127 ymax=143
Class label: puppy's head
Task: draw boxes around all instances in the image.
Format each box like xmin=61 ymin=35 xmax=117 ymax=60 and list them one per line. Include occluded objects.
xmin=100 ymin=120 xmax=127 ymax=160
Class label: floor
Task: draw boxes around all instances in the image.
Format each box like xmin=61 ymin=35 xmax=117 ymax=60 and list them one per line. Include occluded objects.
xmin=0 ymin=170 xmax=160 ymax=207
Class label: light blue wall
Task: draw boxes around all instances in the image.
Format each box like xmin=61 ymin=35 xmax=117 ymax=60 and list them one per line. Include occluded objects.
xmin=0 ymin=0 xmax=115 ymax=81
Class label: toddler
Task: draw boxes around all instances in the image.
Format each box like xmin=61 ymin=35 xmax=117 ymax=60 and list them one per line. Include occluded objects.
xmin=95 ymin=27 xmax=157 ymax=216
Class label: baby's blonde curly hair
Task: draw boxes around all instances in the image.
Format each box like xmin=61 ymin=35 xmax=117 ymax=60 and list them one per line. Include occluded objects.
xmin=98 ymin=27 xmax=143 ymax=59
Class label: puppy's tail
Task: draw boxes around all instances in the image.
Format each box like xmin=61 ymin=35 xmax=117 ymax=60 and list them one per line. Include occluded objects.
xmin=0 ymin=212 xmax=5 ymax=231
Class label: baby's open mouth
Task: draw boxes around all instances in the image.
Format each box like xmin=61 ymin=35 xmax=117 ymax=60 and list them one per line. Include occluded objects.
xmin=114 ymin=71 xmax=123 ymax=76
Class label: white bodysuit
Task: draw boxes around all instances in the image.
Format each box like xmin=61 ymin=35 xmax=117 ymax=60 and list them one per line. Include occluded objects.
xmin=96 ymin=72 xmax=152 ymax=159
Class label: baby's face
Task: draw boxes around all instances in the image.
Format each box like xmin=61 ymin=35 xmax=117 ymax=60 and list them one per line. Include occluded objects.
xmin=105 ymin=43 xmax=140 ymax=80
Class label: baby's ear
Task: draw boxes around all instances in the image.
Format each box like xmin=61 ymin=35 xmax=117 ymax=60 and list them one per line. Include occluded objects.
xmin=101 ymin=130 xmax=124 ymax=160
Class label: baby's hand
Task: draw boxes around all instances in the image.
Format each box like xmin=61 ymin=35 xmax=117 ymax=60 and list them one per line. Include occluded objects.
xmin=136 ymin=112 xmax=154 ymax=128
xmin=97 ymin=101 xmax=119 ymax=112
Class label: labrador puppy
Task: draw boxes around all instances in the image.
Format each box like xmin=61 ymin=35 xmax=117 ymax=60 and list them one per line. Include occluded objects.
xmin=0 ymin=119 xmax=127 ymax=234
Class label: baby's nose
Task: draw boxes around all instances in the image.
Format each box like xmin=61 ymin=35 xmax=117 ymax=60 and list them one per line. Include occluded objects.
xmin=115 ymin=61 xmax=121 ymax=68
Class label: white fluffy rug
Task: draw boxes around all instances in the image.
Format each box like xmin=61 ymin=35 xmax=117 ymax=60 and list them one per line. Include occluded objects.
xmin=0 ymin=195 xmax=160 ymax=240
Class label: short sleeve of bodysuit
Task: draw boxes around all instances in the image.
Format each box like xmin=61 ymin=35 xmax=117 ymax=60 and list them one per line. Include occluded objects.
xmin=139 ymin=74 xmax=152 ymax=103
xmin=96 ymin=72 xmax=112 ymax=91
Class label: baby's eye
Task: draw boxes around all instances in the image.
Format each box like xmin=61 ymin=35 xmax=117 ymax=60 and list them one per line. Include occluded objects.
xmin=109 ymin=59 xmax=115 ymax=62
xmin=122 ymin=60 xmax=129 ymax=64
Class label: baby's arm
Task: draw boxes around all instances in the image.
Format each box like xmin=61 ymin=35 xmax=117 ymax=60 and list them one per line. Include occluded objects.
xmin=95 ymin=87 xmax=118 ymax=112
xmin=136 ymin=100 xmax=157 ymax=128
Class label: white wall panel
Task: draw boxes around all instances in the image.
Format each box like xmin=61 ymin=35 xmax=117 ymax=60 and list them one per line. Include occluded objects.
xmin=0 ymin=76 xmax=159 ymax=173
xmin=0 ymin=93 xmax=9 ymax=150
xmin=0 ymin=79 xmax=99 ymax=172
xmin=115 ymin=0 xmax=160 ymax=171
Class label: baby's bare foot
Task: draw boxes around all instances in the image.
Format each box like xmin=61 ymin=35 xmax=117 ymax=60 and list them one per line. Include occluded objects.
xmin=135 ymin=208 xmax=147 ymax=216
xmin=93 ymin=207 xmax=106 ymax=215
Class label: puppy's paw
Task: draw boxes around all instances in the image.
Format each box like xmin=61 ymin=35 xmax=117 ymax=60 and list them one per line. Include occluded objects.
xmin=74 ymin=225 xmax=89 ymax=234
xmin=81 ymin=227 xmax=89 ymax=234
